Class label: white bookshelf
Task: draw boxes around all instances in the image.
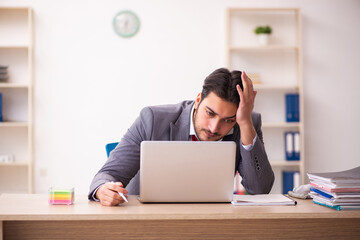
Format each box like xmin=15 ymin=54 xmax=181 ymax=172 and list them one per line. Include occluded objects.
xmin=226 ymin=8 xmax=304 ymax=194
xmin=0 ymin=7 xmax=34 ymax=193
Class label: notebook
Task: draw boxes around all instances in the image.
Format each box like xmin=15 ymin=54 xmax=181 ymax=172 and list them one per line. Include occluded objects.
xmin=232 ymin=194 xmax=297 ymax=206
xmin=139 ymin=141 xmax=236 ymax=203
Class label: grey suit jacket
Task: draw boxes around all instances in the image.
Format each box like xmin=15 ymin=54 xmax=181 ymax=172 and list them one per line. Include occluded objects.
xmin=88 ymin=101 xmax=274 ymax=199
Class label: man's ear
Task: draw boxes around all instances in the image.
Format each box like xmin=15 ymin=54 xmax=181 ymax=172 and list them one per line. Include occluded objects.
xmin=194 ymin=93 xmax=202 ymax=109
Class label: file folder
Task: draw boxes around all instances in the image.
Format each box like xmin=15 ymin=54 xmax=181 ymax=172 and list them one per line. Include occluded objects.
xmin=285 ymin=93 xmax=299 ymax=122
xmin=293 ymin=131 xmax=300 ymax=160
xmin=285 ymin=131 xmax=294 ymax=160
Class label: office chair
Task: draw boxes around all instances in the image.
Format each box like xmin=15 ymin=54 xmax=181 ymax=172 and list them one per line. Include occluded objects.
xmin=105 ymin=141 xmax=139 ymax=194
xmin=105 ymin=142 xmax=119 ymax=158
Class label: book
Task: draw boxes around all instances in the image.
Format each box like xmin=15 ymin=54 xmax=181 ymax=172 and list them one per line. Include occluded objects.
xmin=232 ymin=194 xmax=296 ymax=206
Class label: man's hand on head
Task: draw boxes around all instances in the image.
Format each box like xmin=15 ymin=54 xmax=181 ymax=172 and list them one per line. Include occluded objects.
xmin=95 ymin=181 xmax=128 ymax=206
xmin=236 ymin=71 xmax=257 ymax=145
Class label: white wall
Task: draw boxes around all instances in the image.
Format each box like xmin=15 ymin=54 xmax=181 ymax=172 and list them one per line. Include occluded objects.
xmin=1 ymin=0 xmax=359 ymax=194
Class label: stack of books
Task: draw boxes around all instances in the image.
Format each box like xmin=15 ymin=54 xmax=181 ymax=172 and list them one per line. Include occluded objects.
xmin=307 ymin=166 xmax=360 ymax=210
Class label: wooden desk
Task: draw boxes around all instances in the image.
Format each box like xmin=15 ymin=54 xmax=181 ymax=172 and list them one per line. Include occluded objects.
xmin=1 ymin=194 xmax=359 ymax=240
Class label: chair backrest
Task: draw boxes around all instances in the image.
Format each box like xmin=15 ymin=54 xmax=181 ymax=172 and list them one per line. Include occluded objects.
xmin=105 ymin=142 xmax=119 ymax=158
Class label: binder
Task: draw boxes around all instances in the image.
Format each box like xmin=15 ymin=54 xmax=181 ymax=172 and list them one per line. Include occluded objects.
xmin=283 ymin=171 xmax=300 ymax=194
xmin=285 ymin=131 xmax=300 ymax=161
xmin=0 ymin=93 xmax=2 ymax=122
xmin=293 ymin=94 xmax=300 ymax=121
xmin=285 ymin=94 xmax=293 ymax=122
xmin=310 ymin=187 xmax=333 ymax=199
xmin=293 ymin=131 xmax=300 ymax=160
xmin=285 ymin=93 xmax=299 ymax=122
xmin=284 ymin=132 xmax=294 ymax=160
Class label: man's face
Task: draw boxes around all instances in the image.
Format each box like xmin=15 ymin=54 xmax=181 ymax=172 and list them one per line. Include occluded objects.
xmin=193 ymin=92 xmax=238 ymax=141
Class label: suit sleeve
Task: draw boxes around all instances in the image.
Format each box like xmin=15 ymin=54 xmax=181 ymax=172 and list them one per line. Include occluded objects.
xmin=238 ymin=113 xmax=275 ymax=194
xmin=88 ymin=107 xmax=154 ymax=200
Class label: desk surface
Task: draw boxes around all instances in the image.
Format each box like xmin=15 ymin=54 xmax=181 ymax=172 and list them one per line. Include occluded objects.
xmin=1 ymin=194 xmax=360 ymax=221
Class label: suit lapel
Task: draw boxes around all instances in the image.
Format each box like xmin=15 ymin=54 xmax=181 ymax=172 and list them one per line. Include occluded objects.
xmin=170 ymin=102 xmax=194 ymax=141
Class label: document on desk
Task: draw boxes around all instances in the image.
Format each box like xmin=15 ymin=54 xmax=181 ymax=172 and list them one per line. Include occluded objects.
xmin=232 ymin=194 xmax=297 ymax=206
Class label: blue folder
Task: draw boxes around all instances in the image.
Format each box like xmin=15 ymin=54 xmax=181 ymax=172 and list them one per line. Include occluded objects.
xmin=283 ymin=171 xmax=299 ymax=194
xmin=310 ymin=187 xmax=333 ymax=199
xmin=285 ymin=93 xmax=299 ymax=122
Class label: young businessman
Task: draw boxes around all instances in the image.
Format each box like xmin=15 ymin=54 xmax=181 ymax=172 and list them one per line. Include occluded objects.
xmin=89 ymin=68 xmax=274 ymax=206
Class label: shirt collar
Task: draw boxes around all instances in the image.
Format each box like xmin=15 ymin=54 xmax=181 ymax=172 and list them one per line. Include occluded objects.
xmin=189 ymin=104 xmax=234 ymax=140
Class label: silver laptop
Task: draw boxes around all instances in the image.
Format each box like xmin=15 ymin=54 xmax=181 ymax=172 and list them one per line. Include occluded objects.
xmin=139 ymin=141 xmax=236 ymax=203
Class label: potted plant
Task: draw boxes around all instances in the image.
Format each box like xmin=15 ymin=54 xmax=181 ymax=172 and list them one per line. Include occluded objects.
xmin=254 ymin=25 xmax=272 ymax=45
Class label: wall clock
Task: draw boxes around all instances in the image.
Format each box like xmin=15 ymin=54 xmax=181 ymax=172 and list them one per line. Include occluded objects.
xmin=113 ymin=10 xmax=140 ymax=38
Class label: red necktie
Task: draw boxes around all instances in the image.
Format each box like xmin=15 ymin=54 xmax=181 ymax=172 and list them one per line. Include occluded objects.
xmin=191 ymin=135 xmax=198 ymax=141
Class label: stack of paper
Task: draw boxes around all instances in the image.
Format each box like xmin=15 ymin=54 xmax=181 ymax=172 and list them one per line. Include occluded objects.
xmin=307 ymin=166 xmax=360 ymax=210
xmin=48 ymin=187 xmax=75 ymax=205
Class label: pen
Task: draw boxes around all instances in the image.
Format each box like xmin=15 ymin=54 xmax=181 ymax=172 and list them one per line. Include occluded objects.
xmin=110 ymin=181 xmax=128 ymax=203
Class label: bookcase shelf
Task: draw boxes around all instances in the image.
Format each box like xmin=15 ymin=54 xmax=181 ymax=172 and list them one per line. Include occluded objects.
xmin=230 ymin=46 xmax=298 ymax=51
xmin=0 ymin=45 xmax=29 ymax=49
xmin=0 ymin=162 xmax=29 ymax=167
xmin=226 ymin=8 xmax=304 ymax=194
xmin=262 ymin=122 xmax=300 ymax=128
xmin=270 ymin=160 xmax=301 ymax=167
xmin=254 ymin=84 xmax=298 ymax=91
xmin=0 ymin=7 xmax=33 ymax=194
xmin=0 ymin=121 xmax=29 ymax=127
xmin=0 ymin=83 xmax=29 ymax=88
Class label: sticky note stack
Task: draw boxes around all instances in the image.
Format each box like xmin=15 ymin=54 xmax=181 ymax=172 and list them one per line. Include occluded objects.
xmin=48 ymin=187 xmax=74 ymax=205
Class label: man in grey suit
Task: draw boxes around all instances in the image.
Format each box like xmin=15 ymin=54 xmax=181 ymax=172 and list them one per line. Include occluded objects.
xmin=89 ymin=68 xmax=274 ymax=206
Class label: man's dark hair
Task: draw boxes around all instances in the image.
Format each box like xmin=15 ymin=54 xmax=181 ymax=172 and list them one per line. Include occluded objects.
xmin=201 ymin=68 xmax=243 ymax=105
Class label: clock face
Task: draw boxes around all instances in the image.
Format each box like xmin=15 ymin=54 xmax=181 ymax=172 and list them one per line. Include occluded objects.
xmin=113 ymin=10 xmax=140 ymax=38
